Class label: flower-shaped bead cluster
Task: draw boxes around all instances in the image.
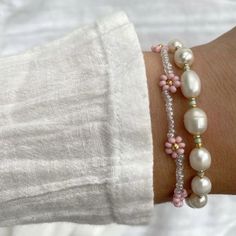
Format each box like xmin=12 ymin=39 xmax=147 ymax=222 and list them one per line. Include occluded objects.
xmin=165 ymin=136 xmax=185 ymax=159
xmin=172 ymin=189 xmax=188 ymax=207
xmin=159 ymin=74 xmax=181 ymax=93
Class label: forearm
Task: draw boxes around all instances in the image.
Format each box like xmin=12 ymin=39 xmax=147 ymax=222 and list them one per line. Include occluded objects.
xmin=144 ymin=27 xmax=236 ymax=203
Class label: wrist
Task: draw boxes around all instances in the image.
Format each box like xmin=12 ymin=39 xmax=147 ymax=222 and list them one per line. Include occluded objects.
xmin=144 ymin=42 xmax=236 ymax=203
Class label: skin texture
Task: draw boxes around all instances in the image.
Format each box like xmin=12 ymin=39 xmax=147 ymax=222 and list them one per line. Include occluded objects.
xmin=143 ymin=27 xmax=236 ymax=204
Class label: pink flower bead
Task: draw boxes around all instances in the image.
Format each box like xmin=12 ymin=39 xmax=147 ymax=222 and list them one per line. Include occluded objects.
xmin=159 ymin=73 xmax=181 ymax=93
xmin=172 ymin=189 xmax=188 ymax=207
xmin=151 ymin=45 xmax=162 ymax=53
xmin=173 ymin=200 xmax=184 ymax=208
xmin=173 ymin=197 xmax=181 ymax=204
xmin=164 ymin=136 xmax=185 ymax=159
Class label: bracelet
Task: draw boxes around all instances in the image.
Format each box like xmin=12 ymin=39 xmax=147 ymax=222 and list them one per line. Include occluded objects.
xmin=151 ymin=40 xmax=212 ymax=209
xmin=151 ymin=44 xmax=187 ymax=207
xmin=168 ymin=39 xmax=212 ymax=208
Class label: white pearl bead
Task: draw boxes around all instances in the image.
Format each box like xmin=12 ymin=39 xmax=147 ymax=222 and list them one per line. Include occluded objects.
xmin=181 ymin=70 xmax=201 ymax=98
xmin=190 ymin=147 xmax=211 ymax=171
xmin=191 ymin=176 xmax=212 ymax=195
xmin=174 ymin=48 xmax=194 ymax=68
xmin=187 ymin=193 xmax=208 ymax=208
xmin=184 ymin=108 xmax=207 ymax=135
xmin=168 ymin=39 xmax=183 ymax=53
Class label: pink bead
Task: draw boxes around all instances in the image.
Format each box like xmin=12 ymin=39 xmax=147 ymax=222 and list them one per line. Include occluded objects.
xmin=174 ymin=201 xmax=183 ymax=208
xmin=159 ymin=80 xmax=166 ymax=86
xmin=173 ymin=197 xmax=181 ymax=204
xmin=151 ymin=45 xmax=161 ymax=53
xmin=165 ymin=142 xmax=172 ymax=148
xmin=176 ymin=136 xmax=182 ymax=142
xmin=162 ymin=85 xmax=169 ymax=90
xmin=170 ymin=86 xmax=177 ymax=93
xmin=179 ymin=142 xmax=186 ymax=148
xmin=169 ymin=73 xmax=175 ymax=79
xmin=169 ymin=137 xmax=176 ymax=143
xmin=173 ymin=75 xmax=180 ymax=81
xmin=160 ymin=74 xmax=167 ymax=80
xmin=172 ymin=152 xmax=178 ymax=158
xmin=165 ymin=148 xmax=172 ymax=154
xmin=174 ymin=81 xmax=181 ymax=87
xmin=177 ymin=148 xmax=184 ymax=154
xmin=174 ymin=193 xmax=181 ymax=198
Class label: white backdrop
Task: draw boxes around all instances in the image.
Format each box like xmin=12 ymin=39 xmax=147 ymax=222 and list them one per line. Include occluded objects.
xmin=0 ymin=0 xmax=236 ymax=235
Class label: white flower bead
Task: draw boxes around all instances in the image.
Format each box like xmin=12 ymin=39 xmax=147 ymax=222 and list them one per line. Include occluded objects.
xmin=181 ymin=70 xmax=201 ymax=98
xmin=174 ymin=48 xmax=194 ymax=68
xmin=190 ymin=147 xmax=211 ymax=171
xmin=184 ymin=107 xmax=207 ymax=135
xmin=168 ymin=39 xmax=183 ymax=53
xmin=191 ymin=176 xmax=212 ymax=195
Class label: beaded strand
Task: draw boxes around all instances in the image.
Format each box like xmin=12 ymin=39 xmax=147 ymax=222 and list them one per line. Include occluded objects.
xmin=152 ymin=44 xmax=187 ymax=207
xmin=168 ymin=39 xmax=212 ymax=208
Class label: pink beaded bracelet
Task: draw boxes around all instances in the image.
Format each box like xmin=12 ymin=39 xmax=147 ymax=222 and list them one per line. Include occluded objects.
xmin=151 ymin=44 xmax=187 ymax=207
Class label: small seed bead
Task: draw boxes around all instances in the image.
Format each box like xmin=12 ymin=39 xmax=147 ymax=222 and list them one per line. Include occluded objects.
xmin=152 ymin=43 xmax=187 ymax=207
xmin=189 ymin=97 xmax=197 ymax=108
xmin=197 ymin=171 xmax=205 ymax=178
xmin=194 ymin=135 xmax=203 ymax=148
xmin=184 ymin=63 xmax=190 ymax=71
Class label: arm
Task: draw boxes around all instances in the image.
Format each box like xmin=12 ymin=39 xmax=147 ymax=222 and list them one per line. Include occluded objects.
xmin=144 ymin=27 xmax=236 ymax=203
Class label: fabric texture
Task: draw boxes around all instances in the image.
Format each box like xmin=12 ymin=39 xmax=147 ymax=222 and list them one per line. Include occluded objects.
xmin=0 ymin=12 xmax=153 ymax=226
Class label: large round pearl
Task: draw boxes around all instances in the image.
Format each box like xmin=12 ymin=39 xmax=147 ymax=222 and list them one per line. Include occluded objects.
xmin=191 ymin=176 xmax=212 ymax=195
xmin=184 ymin=108 xmax=207 ymax=135
xmin=174 ymin=48 xmax=194 ymax=68
xmin=181 ymin=70 xmax=201 ymax=98
xmin=187 ymin=193 xmax=208 ymax=208
xmin=190 ymin=147 xmax=211 ymax=171
xmin=168 ymin=39 xmax=183 ymax=53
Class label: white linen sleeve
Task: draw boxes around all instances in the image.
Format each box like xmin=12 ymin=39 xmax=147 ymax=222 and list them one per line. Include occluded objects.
xmin=0 ymin=11 xmax=154 ymax=226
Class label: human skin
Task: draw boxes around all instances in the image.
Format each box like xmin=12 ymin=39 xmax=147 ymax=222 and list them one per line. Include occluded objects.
xmin=143 ymin=27 xmax=236 ymax=204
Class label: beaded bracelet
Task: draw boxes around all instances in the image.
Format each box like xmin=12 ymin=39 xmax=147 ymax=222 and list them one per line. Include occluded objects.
xmin=167 ymin=39 xmax=212 ymax=208
xmin=151 ymin=44 xmax=187 ymax=207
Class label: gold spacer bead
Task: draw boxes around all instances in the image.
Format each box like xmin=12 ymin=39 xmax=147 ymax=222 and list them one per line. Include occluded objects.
xmin=193 ymin=134 xmax=203 ymax=148
xmin=167 ymin=79 xmax=173 ymax=86
xmin=172 ymin=143 xmax=179 ymax=151
xmin=189 ymin=97 xmax=197 ymax=108
xmin=184 ymin=63 xmax=190 ymax=71
xmin=196 ymin=143 xmax=203 ymax=148
xmin=197 ymin=171 xmax=205 ymax=178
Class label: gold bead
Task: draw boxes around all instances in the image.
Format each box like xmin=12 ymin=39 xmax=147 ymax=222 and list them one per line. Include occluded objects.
xmin=194 ymin=134 xmax=202 ymax=148
xmin=189 ymin=97 xmax=197 ymax=108
xmin=196 ymin=143 xmax=203 ymax=148
xmin=184 ymin=63 xmax=191 ymax=71
xmin=167 ymin=79 xmax=173 ymax=86
xmin=197 ymin=171 xmax=205 ymax=178
xmin=172 ymin=143 xmax=179 ymax=151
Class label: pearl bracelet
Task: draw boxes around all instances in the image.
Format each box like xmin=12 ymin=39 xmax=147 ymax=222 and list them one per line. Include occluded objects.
xmin=151 ymin=44 xmax=187 ymax=207
xmin=168 ymin=39 xmax=212 ymax=208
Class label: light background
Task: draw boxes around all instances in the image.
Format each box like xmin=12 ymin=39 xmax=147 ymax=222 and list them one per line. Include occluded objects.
xmin=0 ymin=0 xmax=235 ymax=235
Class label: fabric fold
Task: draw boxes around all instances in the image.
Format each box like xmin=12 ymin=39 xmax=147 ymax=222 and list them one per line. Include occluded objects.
xmin=0 ymin=11 xmax=153 ymax=226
